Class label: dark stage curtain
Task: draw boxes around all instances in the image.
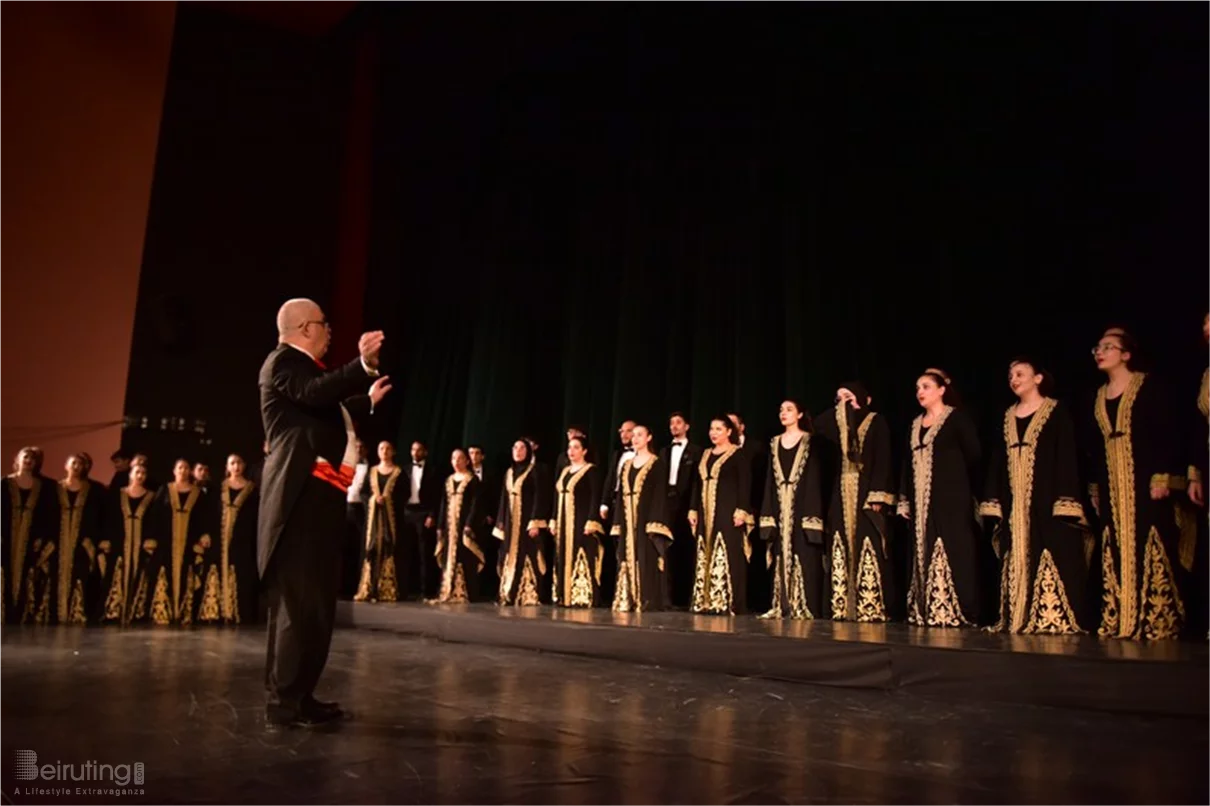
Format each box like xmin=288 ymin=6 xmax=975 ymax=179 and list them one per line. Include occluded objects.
xmin=361 ymin=5 xmax=1208 ymax=464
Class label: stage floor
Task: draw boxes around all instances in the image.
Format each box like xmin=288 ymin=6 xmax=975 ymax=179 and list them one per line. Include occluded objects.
xmin=2 ymin=627 xmax=1207 ymax=804
xmin=337 ymin=602 xmax=1209 ymax=717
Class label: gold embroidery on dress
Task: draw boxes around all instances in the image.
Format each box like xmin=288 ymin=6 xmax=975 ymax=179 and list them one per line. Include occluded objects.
xmin=6 ymin=477 xmax=40 ymax=617
xmin=830 ymin=533 xmax=848 ymax=619
xmin=568 ymin=548 xmax=594 ymax=607
xmin=499 ymin=463 xmax=537 ymax=604
xmin=114 ymin=491 xmax=152 ymax=624
xmin=218 ymin=480 xmax=255 ymax=620
xmin=437 ymin=475 xmax=471 ymax=602
xmin=1098 ymin=527 xmax=1121 ymax=637
xmin=1139 ymin=526 xmax=1184 ymax=640
xmin=1002 ymin=398 xmax=1057 ymax=633
xmin=56 ymin=480 xmax=91 ymax=623
xmin=1094 ymin=373 xmax=1144 ymax=637
xmin=224 ymin=565 xmax=240 ymax=624
xmin=444 ymin=562 xmax=469 ymax=603
xmin=704 ymin=533 xmax=734 ymax=614
xmin=767 ymin=435 xmax=811 ymax=617
xmin=359 ymin=468 xmax=401 ymax=603
xmin=613 ymin=560 xmax=633 ymax=613
xmin=32 ymin=564 xmax=52 ymax=625
xmin=66 ymin=579 xmax=87 ymax=625
xmin=379 ymin=557 xmax=398 ymax=602
xmin=553 ymin=463 xmax=596 ymax=607
xmin=907 ymin=406 xmax=953 ymax=622
xmin=836 ymin=407 xmax=878 ymax=619
xmin=199 ymin=565 xmax=221 ymax=622
xmin=906 ymin=574 xmax=922 ymax=626
xmin=167 ymin=484 xmax=201 ymax=624
xmin=855 ymin=537 xmax=887 ymax=622
xmin=616 ymin=457 xmax=658 ymax=612
xmin=692 ymin=446 xmax=740 ymax=610
xmin=517 ymin=558 xmax=540 ymax=606
xmin=761 ymin=554 xmax=809 ymax=619
xmin=1023 ymin=549 xmax=1080 ymax=634
xmin=924 ymin=538 xmax=968 ymax=627
xmin=104 ymin=556 xmax=126 ymax=621
xmin=690 ymin=536 xmax=709 ymax=613
xmin=127 ymin=567 xmax=148 ymax=622
xmin=150 ymin=567 xmax=172 ymax=626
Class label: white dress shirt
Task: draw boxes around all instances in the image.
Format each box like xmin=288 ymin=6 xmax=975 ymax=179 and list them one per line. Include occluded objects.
xmin=409 ymin=462 xmax=424 ymax=505
xmin=347 ymin=462 xmax=369 ymax=503
xmin=668 ymin=440 xmax=687 ymax=487
xmin=474 ymin=465 xmax=484 ymax=482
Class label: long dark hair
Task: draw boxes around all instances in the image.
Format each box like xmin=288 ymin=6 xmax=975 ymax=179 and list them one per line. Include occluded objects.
xmin=780 ymin=399 xmax=813 ymax=434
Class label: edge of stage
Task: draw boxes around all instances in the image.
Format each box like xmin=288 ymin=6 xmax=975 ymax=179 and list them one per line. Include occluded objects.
xmin=335 ymin=601 xmax=1209 ymax=718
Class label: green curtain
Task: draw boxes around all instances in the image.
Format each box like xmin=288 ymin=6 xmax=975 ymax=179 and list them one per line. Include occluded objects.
xmin=364 ymin=5 xmax=1208 ymax=469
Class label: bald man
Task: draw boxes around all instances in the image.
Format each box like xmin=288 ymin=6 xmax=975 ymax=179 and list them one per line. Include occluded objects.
xmin=259 ymin=298 xmax=392 ymax=729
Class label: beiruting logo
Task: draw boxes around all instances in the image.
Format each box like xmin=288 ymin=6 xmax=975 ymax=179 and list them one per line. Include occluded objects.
xmin=13 ymin=750 xmax=144 ymax=786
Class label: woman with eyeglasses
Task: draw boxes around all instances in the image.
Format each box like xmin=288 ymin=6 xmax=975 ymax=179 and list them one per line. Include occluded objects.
xmin=897 ymin=369 xmax=983 ymax=627
xmin=1088 ymin=328 xmax=1189 ymax=640
xmin=980 ymin=359 xmax=1090 ymax=634
xmin=814 ymin=383 xmax=896 ymax=622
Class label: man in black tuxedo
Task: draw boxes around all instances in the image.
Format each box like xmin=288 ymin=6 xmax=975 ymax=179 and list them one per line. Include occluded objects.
xmin=402 ymin=440 xmax=443 ymax=599
xmin=468 ymin=444 xmax=499 ymax=595
xmin=659 ymin=411 xmax=702 ymax=608
xmin=258 ymin=298 xmax=392 ymax=728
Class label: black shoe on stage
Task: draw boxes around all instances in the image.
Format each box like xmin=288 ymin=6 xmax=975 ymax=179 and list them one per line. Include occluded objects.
xmin=302 ymin=696 xmax=344 ymax=719
xmin=265 ymin=698 xmax=344 ymax=730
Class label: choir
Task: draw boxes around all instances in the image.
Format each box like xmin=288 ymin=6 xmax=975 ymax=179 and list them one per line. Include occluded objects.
xmin=2 ymin=450 xmax=259 ymax=628
xmin=3 ymin=325 xmax=1206 ymax=642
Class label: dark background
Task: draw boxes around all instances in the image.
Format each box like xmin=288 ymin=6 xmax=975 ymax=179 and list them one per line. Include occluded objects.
xmin=126 ymin=3 xmax=1207 ymax=478
xmin=122 ymin=5 xmax=357 ymax=472
xmin=367 ymin=3 xmax=1207 ymax=466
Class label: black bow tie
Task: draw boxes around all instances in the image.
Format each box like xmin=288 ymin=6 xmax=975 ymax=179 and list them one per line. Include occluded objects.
xmin=413 ymin=463 xmax=423 ymax=468
xmin=672 ymin=441 xmax=685 ymax=447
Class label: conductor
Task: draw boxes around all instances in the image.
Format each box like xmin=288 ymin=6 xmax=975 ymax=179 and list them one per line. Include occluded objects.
xmin=258 ymin=298 xmax=392 ymax=728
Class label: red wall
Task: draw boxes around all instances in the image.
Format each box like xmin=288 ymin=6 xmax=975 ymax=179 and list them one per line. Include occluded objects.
xmin=2 ymin=2 xmax=177 ymax=477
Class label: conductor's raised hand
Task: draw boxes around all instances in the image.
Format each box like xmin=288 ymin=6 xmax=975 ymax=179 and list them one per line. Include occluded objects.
xmin=369 ymin=376 xmax=393 ymax=406
xmin=359 ymin=331 xmax=386 ymax=368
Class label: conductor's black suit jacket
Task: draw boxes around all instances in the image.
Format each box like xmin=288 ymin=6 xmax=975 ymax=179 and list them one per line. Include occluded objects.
xmin=257 ymin=344 xmax=375 ymax=578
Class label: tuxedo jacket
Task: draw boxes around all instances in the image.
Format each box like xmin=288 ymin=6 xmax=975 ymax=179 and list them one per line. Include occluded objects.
xmin=257 ymin=344 xmax=374 ymax=577
xmin=657 ymin=441 xmax=703 ymax=502
xmin=404 ymin=460 xmax=444 ymax=515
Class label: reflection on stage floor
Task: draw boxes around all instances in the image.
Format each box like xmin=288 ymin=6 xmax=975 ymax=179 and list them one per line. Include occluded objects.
xmin=3 ymin=627 xmax=1204 ymax=804
xmin=355 ymin=600 xmax=1208 ymax=663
